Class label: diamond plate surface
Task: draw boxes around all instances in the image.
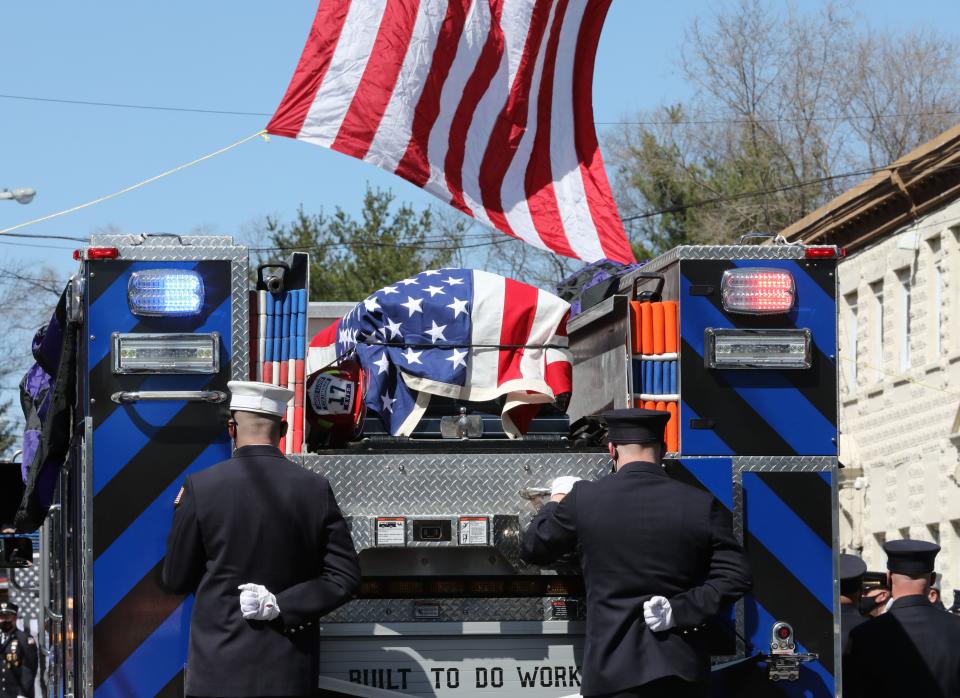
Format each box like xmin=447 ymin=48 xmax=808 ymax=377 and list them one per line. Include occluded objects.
xmin=322 ymin=597 xmax=582 ymax=624
xmin=91 ymin=234 xmax=241 ymax=249
xmin=620 ymin=244 xmax=814 ymax=281
xmin=96 ymin=235 xmax=250 ymax=380
xmin=734 ymin=456 xmax=837 ymax=472
xmin=10 ymin=561 xmax=41 ymax=623
xmin=297 ymin=452 xmax=609 ymax=514
xmin=299 ymin=451 xmax=608 ymax=570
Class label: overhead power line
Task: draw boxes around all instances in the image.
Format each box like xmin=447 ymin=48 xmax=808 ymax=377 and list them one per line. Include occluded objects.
xmin=597 ymin=110 xmax=960 ymax=126
xmin=0 ymin=93 xmax=272 ymax=118
xmin=0 ymin=239 xmax=76 ymax=251
xmin=0 ymin=232 xmax=88 ymax=242
xmin=3 ymin=92 xmax=958 ymax=127
xmin=618 ymin=161 xmax=927 ymax=222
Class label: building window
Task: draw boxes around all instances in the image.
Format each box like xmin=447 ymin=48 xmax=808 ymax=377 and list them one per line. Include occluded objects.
xmin=934 ymin=262 xmax=943 ymax=358
xmin=870 ymin=281 xmax=884 ymax=378
xmin=844 ymin=292 xmax=858 ymax=390
xmin=897 ymin=270 xmax=911 ymax=372
xmin=928 ymin=237 xmax=943 ymax=361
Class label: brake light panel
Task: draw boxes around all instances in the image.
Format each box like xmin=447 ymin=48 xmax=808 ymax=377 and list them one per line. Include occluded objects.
xmin=720 ymin=268 xmax=795 ymax=315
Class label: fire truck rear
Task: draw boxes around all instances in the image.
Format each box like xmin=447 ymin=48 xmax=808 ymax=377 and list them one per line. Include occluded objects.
xmin=30 ymin=234 xmax=841 ymax=698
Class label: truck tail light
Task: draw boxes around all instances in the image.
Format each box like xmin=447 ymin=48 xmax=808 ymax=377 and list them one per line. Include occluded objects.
xmin=804 ymin=246 xmax=842 ymax=259
xmin=128 ymin=269 xmax=204 ymax=317
xmin=721 ymin=268 xmax=795 ymax=314
xmin=74 ymin=247 xmax=120 ymax=261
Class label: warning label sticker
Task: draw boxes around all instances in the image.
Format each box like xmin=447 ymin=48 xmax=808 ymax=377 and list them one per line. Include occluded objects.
xmin=459 ymin=517 xmax=489 ymax=546
xmin=376 ymin=517 xmax=406 ymax=546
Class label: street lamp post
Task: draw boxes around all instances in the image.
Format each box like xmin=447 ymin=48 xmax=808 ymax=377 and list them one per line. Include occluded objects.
xmin=0 ymin=188 xmax=36 ymax=204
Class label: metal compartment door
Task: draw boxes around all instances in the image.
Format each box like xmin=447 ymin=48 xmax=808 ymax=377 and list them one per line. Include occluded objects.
xmin=678 ymin=258 xmax=838 ymax=457
xmin=83 ymin=246 xmax=246 ymax=698
xmin=670 ymin=457 xmax=839 ymax=697
xmin=737 ymin=459 xmax=838 ymax=697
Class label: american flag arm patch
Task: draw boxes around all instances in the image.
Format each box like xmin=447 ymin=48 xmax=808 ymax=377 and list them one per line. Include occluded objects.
xmin=174 ymin=486 xmax=185 ymax=508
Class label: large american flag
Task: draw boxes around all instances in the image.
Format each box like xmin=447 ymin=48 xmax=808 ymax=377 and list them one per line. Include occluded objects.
xmin=267 ymin=0 xmax=634 ymax=265
xmin=308 ymin=268 xmax=571 ymax=436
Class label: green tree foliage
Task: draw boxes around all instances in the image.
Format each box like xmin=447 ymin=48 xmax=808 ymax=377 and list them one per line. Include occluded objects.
xmin=259 ymin=186 xmax=465 ymax=301
xmin=608 ymin=0 xmax=960 ymax=257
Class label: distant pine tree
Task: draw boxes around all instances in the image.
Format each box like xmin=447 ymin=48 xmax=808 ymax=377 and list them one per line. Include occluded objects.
xmin=258 ymin=186 xmax=464 ymax=302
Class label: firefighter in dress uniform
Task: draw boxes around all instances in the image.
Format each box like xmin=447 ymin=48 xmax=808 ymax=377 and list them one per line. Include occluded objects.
xmin=838 ymin=553 xmax=868 ymax=653
xmin=520 ymin=409 xmax=751 ymax=698
xmin=162 ymin=381 xmax=361 ymax=698
xmin=0 ymin=601 xmax=36 ymax=698
xmin=843 ymin=540 xmax=960 ymax=698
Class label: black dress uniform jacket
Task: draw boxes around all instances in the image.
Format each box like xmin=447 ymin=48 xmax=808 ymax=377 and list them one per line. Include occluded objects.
xmin=520 ymin=461 xmax=751 ymax=697
xmin=843 ymin=594 xmax=960 ymax=698
xmin=162 ymin=445 xmax=361 ymax=697
xmin=1 ymin=628 xmax=37 ymax=698
xmin=839 ymin=603 xmax=867 ymax=653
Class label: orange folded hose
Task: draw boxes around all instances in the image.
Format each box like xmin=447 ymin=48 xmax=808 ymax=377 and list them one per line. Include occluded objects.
xmin=629 ymin=301 xmax=643 ymax=355
xmin=655 ymin=400 xmax=666 ymax=413
xmin=640 ymin=303 xmax=653 ymax=355
xmin=644 ymin=400 xmax=656 ymax=410
xmin=652 ymin=303 xmax=665 ymax=355
xmin=663 ymin=301 xmax=678 ymax=354
xmin=666 ymin=402 xmax=679 ymax=453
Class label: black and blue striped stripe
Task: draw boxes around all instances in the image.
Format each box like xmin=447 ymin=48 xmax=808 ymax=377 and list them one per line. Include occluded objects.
xmin=679 ymin=259 xmax=838 ymax=456
xmin=86 ymin=259 xmax=234 ymax=697
xmin=670 ymin=458 xmax=836 ymax=694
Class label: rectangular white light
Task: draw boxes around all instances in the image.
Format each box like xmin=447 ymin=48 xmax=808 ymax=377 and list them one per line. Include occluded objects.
xmin=705 ymin=328 xmax=811 ymax=369
xmin=112 ymin=333 xmax=220 ymax=374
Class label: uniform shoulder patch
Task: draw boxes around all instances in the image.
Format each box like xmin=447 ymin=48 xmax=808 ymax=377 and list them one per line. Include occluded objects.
xmin=174 ymin=486 xmax=185 ymax=508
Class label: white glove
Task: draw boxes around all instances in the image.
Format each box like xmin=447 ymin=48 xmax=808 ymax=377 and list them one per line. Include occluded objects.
xmin=551 ymin=476 xmax=582 ymax=497
xmin=643 ymin=595 xmax=676 ymax=632
xmin=238 ymin=583 xmax=280 ymax=621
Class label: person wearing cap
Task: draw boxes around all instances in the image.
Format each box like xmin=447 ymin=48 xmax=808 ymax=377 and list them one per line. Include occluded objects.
xmin=843 ymin=540 xmax=960 ymax=698
xmin=930 ymin=573 xmax=946 ymax=610
xmin=838 ymin=553 xmax=868 ymax=652
xmin=859 ymin=571 xmax=891 ymax=617
xmin=0 ymin=600 xmax=37 ymax=698
xmin=162 ymin=381 xmax=361 ymax=698
xmin=520 ymin=409 xmax=751 ymax=698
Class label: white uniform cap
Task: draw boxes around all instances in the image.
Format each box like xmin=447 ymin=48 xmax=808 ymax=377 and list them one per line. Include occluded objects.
xmin=227 ymin=381 xmax=294 ymax=418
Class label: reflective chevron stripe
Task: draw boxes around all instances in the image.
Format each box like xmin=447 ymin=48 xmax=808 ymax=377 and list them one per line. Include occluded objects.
xmin=86 ymin=259 xmax=235 ymax=696
xmin=670 ymin=458 xmax=836 ymax=692
xmin=679 ymin=259 xmax=838 ymax=457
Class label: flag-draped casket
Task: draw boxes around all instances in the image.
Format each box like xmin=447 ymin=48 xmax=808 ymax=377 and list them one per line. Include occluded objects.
xmin=308 ymin=269 xmax=571 ymax=437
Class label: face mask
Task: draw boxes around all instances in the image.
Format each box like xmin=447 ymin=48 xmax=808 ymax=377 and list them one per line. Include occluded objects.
xmin=858 ymin=595 xmax=882 ymax=615
xmin=0 ymin=619 xmax=14 ymax=633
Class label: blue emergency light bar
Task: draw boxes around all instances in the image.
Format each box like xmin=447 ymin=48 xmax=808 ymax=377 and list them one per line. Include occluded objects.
xmin=128 ymin=269 xmax=204 ymax=317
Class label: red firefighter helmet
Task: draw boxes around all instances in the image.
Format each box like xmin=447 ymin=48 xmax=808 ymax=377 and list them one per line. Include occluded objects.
xmin=305 ymin=359 xmax=365 ymax=443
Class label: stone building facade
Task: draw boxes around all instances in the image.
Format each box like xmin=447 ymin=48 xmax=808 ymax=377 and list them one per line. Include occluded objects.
xmin=781 ymin=124 xmax=960 ymax=600
xmin=836 ymin=202 xmax=960 ymax=590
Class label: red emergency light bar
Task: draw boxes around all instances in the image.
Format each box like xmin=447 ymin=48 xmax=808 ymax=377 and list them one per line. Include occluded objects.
xmin=73 ymin=247 xmax=120 ymax=261
xmin=721 ymin=268 xmax=795 ymax=314
xmin=804 ymin=246 xmax=844 ymax=259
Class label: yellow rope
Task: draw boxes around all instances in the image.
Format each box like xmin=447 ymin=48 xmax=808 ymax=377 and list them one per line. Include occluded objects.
xmin=838 ymin=355 xmax=960 ymax=398
xmin=0 ymin=130 xmax=268 ymax=237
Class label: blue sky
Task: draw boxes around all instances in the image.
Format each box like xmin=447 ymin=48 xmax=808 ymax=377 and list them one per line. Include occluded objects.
xmin=1 ymin=0 xmax=958 ymax=280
